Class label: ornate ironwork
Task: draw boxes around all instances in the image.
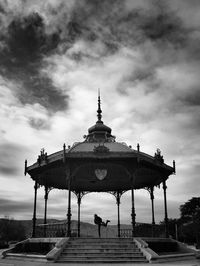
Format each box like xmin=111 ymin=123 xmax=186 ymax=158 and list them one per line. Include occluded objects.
xmin=72 ymin=191 xmax=91 ymax=203
xmin=63 ymin=143 xmax=66 ymax=163
xmin=37 ymin=148 xmax=48 ymax=165
xmin=24 ymin=160 xmax=27 ymax=176
xmin=93 ymin=144 xmax=110 ymax=153
xmin=137 ymin=143 xmax=140 ymax=152
xmin=34 ymin=181 xmax=41 ymax=190
xmin=35 ymin=222 xmax=78 ymax=238
xmin=107 ymin=190 xmax=128 ymax=203
xmin=144 ymin=187 xmax=154 ymax=199
xmin=154 ymin=148 xmax=164 ymax=163
xmin=95 ymin=169 xmax=107 ymax=180
xmin=44 ymin=186 xmax=53 ymax=200
xmin=173 ymin=160 xmax=176 ymax=174
xmin=120 ymin=228 xmax=132 ymax=238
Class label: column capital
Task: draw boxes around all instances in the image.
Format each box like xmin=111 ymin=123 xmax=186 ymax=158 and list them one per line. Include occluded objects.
xmin=150 ymin=187 xmax=154 ymax=200
xmin=163 ymin=180 xmax=167 ymax=190
xmin=44 ymin=186 xmax=53 ymax=200
xmin=108 ymin=190 xmax=127 ymax=205
xmin=116 ymin=192 xmax=121 ymax=205
xmin=34 ymin=181 xmax=40 ymax=190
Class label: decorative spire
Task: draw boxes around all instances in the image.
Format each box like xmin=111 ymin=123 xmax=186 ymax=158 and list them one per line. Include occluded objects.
xmin=97 ymin=89 xmax=102 ymax=122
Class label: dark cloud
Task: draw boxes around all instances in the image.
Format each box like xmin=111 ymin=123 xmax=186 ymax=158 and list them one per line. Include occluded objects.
xmin=67 ymin=0 xmax=186 ymax=52
xmin=7 ymin=12 xmax=59 ymax=60
xmin=0 ymin=143 xmax=28 ymax=176
xmin=0 ymin=198 xmax=32 ymax=213
xmin=0 ymin=165 xmax=18 ymax=176
xmin=0 ymin=11 xmax=68 ymax=113
xmin=29 ymin=117 xmax=50 ymax=130
xmin=0 ymin=0 xmax=199 ymax=119
xmin=139 ymin=1 xmax=185 ymax=45
xmin=180 ymin=89 xmax=200 ymax=107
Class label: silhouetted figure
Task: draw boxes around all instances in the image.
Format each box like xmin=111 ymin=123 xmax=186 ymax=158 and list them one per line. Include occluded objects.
xmin=94 ymin=214 xmax=110 ymax=237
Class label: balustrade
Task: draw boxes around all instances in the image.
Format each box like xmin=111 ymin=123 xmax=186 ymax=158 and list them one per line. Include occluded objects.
xmin=35 ymin=222 xmax=78 ymax=238
xmin=120 ymin=223 xmax=165 ymax=238
xmin=34 ymin=221 xmax=165 ymax=238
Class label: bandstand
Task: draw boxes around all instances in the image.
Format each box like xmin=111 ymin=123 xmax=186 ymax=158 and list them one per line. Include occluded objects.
xmin=25 ymin=95 xmax=175 ymax=239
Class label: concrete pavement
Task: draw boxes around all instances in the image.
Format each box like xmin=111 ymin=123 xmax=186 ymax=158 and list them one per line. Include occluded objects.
xmin=0 ymin=257 xmax=200 ymax=266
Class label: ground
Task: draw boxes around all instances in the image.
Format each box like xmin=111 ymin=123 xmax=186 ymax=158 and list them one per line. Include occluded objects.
xmin=1 ymin=247 xmax=200 ymax=266
xmin=0 ymin=257 xmax=200 ymax=266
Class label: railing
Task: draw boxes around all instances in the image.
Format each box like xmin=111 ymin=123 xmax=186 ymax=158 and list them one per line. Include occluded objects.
xmin=120 ymin=223 xmax=165 ymax=238
xmin=120 ymin=229 xmax=132 ymax=238
xmin=34 ymin=221 xmax=165 ymax=238
xmin=136 ymin=222 xmax=165 ymax=237
xmin=35 ymin=222 xmax=78 ymax=238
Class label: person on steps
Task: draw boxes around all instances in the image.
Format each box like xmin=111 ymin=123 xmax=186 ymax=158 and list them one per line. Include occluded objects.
xmin=94 ymin=214 xmax=110 ymax=237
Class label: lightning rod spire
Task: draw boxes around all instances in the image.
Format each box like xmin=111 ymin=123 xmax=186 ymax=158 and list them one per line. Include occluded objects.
xmin=97 ymin=89 xmax=102 ymax=122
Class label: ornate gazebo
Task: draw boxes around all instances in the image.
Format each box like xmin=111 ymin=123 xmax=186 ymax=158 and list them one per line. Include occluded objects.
xmin=25 ymin=95 xmax=175 ymax=238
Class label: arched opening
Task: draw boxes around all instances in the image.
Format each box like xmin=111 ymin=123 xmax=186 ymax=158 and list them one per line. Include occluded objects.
xmin=75 ymin=192 xmax=118 ymax=238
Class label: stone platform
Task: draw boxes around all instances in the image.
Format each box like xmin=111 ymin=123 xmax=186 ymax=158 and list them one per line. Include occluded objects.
xmin=1 ymin=237 xmax=198 ymax=264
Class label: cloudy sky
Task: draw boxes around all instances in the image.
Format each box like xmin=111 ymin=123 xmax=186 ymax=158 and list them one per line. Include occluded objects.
xmin=0 ymin=0 xmax=200 ymax=226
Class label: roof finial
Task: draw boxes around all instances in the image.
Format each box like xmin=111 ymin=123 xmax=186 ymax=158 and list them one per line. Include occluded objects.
xmin=97 ymin=89 xmax=102 ymax=122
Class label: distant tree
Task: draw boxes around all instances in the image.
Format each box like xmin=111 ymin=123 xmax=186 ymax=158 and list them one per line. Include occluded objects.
xmin=0 ymin=217 xmax=26 ymax=244
xmin=159 ymin=218 xmax=179 ymax=239
xmin=179 ymin=197 xmax=200 ymax=246
xmin=180 ymin=197 xmax=200 ymax=223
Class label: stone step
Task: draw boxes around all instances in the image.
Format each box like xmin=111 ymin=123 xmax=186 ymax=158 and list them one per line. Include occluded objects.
xmin=62 ymin=249 xmax=142 ymax=254
xmin=67 ymin=240 xmax=136 ymax=243
xmin=67 ymin=242 xmax=136 ymax=245
xmin=69 ymin=237 xmax=134 ymax=240
xmin=62 ymin=248 xmax=141 ymax=253
xmin=69 ymin=237 xmax=133 ymax=240
xmin=6 ymin=253 xmax=46 ymax=260
xmin=57 ymin=237 xmax=147 ymax=263
xmin=69 ymin=238 xmax=134 ymax=243
xmin=60 ymin=253 xmax=144 ymax=258
xmin=58 ymin=258 xmax=147 ymax=263
xmin=65 ymin=243 xmax=137 ymax=248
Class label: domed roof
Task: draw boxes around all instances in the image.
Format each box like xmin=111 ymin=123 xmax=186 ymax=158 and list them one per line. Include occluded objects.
xmin=88 ymin=121 xmax=111 ymax=134
xmin=70 ymin=141 xmax=133 ymax=153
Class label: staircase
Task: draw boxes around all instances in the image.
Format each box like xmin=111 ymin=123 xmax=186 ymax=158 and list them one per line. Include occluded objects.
xmin=57 ymin=237 xmax=147 ymax=263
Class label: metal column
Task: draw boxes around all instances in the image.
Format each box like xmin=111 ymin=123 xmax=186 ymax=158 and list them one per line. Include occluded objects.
xmin=131 ymin=189 xmax=136 ymax=237
xmin=150 ymin=187 xmax=155 ymax=237
xmin=32 ymin=180 xmax=38 ymax=238
xmin=44 ymin=186 xmax=48 ymax=237
xmin=67 ymin=177 xmax=72 ymax=237
xmin=77 ymin=192 xmax=81 ymax=237
xmin=163 ymin=180 xmax=169 ymax=238
xmin=117 ymin=191 xmax=121 ymax=238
